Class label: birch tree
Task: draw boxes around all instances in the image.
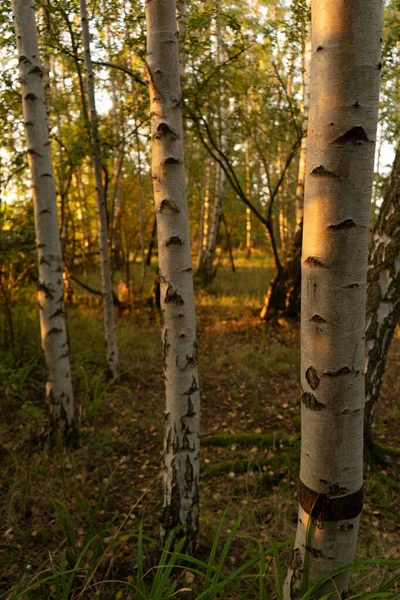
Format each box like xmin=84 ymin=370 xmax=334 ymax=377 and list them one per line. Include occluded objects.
xmin=12 ymin=0 xmax=74 ymax=442
xmin=196 ymin=0 xmax=227 ymax=284
xmin=285 ymin=1 xmax=383 ymax=597
xmin=79 ymin=0 xmax=119 ymax=378
xmin=365 ymin=144 xmax=400 ymax=443
xmin=145 ymin=0 xmax=200 ymax=549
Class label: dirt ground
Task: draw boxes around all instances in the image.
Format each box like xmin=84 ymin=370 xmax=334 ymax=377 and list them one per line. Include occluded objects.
xmin=0 ymin=261 xmax=399 ymax=598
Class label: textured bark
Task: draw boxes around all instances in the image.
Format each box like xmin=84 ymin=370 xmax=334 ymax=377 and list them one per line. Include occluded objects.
xmin=284 ymin=1 xmax=383 ymax=598
xmin=145 ymin=0 xmax=200 ymax=550
xmin=365 ymin=145 xmax=400 ymax=442
xmin=12 ymin=0 xmax=74 ymax=441
xmin=79 ymin=0 xmax=119 ymax=378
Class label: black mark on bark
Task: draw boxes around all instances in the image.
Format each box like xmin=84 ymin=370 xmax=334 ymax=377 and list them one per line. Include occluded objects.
xmin=48 ymin=327 xmax=62 ymax=335
xmin=324 ymin=366 xmax=352 ymax=378
xmin=343 ymin=283 xmax=359 ymax=289
xmin=159 ymin=198 xmax=180 ymax=213
xmin=306 ymin=366 xmax=320 ymax=390
xmin=186 ymin=397 xmax=196 ymax=417
xmin=183 ymin=376 xmax=198 ymax=396
xmin=328 ymin=219 xmax=356 ymax=230
xmin=166 ymin=236 xmax=184 ymax=246
xmin=328 ymin=483 xmax=348 ymax=497
xmin=165 ymin=284 xmax=184 ymax=305
xmin=310 ymin=314 xmax=326 ymax=323
xmin=332 ymin=126 xmax=369 ymax=145
xmin=28 ymin=65 xmax=43 ymax=76
xmin=181 ymin=341 xmax=198 ymax=371
xmin=305 ymin=256 xmax=329 ymax=269
xmin=302 ymin=392 xmax=325 ymax=411
xmin=310 ymin=165 xmax=339 ymax=178
xmin=162 ymin=156 xmax=182 ymax=165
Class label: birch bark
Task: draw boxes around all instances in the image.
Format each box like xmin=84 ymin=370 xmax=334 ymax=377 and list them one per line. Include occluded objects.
xmin=12 ymin=0 xmax=75 ymax=442
xmin=284 ymin=1 xmax=383 ymax=597
xmin=365 ymin=145 xmax=400 ymax=441
xmin=295 ymin=2 xmax=311 ymax=232
xmin=79 ymin=0 xmax=119 ymax=378
xmin=145 ymin=0 xmax=200 ymax=550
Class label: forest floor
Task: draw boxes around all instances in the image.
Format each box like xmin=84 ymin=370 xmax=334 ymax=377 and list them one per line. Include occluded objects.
xmin=0 ymin=253 xmax=399 ymax=599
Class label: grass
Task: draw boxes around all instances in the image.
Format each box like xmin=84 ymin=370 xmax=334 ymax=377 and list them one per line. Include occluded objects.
xmin=0 ymin=253 xmax=399 ymax=598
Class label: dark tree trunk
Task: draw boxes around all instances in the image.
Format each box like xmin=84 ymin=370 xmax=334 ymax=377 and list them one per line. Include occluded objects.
xmin=260 ymin=221 xmax=302 ymax=321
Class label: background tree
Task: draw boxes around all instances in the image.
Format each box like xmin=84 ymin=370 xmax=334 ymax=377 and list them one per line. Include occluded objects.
xmin=12 ymin=0 xmax=75 ymax=442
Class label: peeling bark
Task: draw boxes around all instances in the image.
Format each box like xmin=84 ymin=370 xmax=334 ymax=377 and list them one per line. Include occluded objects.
xmin=145 ymin=0 xmax=200 ymax=552
xmin=284 ymin=1 xmax=383 ymax=598
xmin=12 ymin=0 xmax=74 ymax=442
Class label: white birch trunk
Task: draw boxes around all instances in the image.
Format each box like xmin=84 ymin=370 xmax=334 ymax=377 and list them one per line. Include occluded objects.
xmin=135 ymin=127 xmax=146 ymax=292
xmin=79 ymin=0 xmax=119 ymax=378
xmin=284 ymin=1 xmax=383 ymax=597
xmin=365 ymin=145 xmax=400 ymax=440
xmin=145 ymin=0 xmax=200 ymax=550
xmin=12 ymin=0 xmax=74 ymax=442
xmin=196 ymin=159 xmax=211 ymax=270
xmin=197 ymin=0 xmax=227 ymax=283
xmin=295 ymin=4 xmax=311 ymax=233
xmin=176 ymin=0 xmax=186 ymax=78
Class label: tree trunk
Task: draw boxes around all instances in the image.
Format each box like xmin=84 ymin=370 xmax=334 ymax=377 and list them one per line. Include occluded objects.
xmin=245 ymin=139 xmax=252 ymax=258
xmin=196 ymin=160 xmax=211 ymax=270
xmin=145 ymin=0 xmax=200 ymax=551
xmin=176 ymin=0 xmax=186 ymax=78
xmin=196 ymin=0 xmax=227 ymax=285
xmin=79 ymin=0 xmax=119 ymax=378
xmin=135 ymin=127 xmax=146 ymax=292
xmin=365 ymin=145 xmax=400 ymax=444
xmin=146 ymin=216 xmax=157 ymax=266
xmin=12 ymin=0 xmax=75 ymax=442
xmin=284 ymin=1 xmax=383 ymax=598
xmin=295 ymin=4 xmax=311 ymax=233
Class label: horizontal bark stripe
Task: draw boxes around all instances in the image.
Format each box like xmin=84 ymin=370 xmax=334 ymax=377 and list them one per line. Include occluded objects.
xmin=298 ymin=479 xmax=363 ymax=521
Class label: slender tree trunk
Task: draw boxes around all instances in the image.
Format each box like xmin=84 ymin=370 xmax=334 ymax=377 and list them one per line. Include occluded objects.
xmin=146 ymin=216 xmax=157 ymax=266
xmin=135 ymin=127 xmax=146 ymax=292
xmin=145 ymin=0 xmax=200 ymax=551
xmin=12 ymin=0 xmax=75 ymax=442
xmin=176 ymin=0 xmax=186 ymax=78
xmin=79 ymin=0 xmax=119 ymax=378
xmin=245 ymin=139 xmax=252 ymax=258
xmin=196 ymin=0 xmax=227 ymax=284
xmin=365 ymin=145 xmax=400 ymax=443
xmin=295 ymin=5 xmax=311 ymax=232
xmin=284 ymin=1 xmax=383 ymax=598
xmin=196 ymin=160 xmax=211 ymax=269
